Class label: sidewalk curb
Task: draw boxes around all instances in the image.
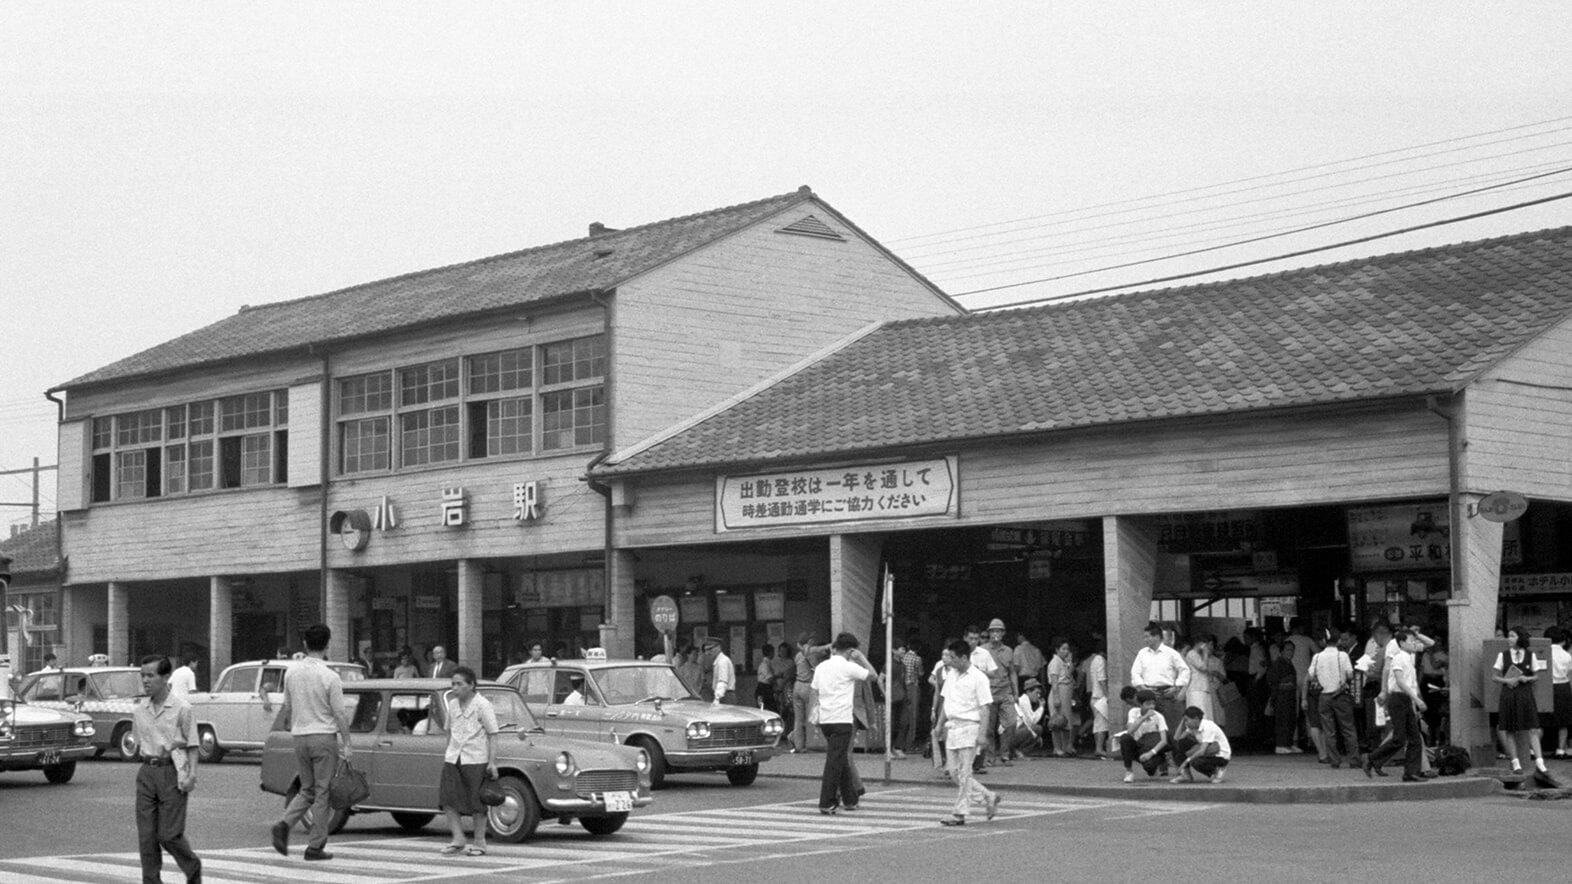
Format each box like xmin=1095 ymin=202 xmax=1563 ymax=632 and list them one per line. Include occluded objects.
xmin=760 ymin=769 xmax=1502 ymax=804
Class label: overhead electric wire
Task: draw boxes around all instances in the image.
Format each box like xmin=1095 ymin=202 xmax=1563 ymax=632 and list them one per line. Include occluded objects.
xmin=890 ymin=115 xmax=1572 ymax=247
xmin=920 ymin=158 xmax=1572 ymax=274
xmin=960 ymin=188 xmax=1572 ymax=310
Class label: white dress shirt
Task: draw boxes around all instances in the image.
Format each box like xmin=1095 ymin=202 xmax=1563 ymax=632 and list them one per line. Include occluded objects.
xmin=1130 ymin=645 xmax=1190 ymax=690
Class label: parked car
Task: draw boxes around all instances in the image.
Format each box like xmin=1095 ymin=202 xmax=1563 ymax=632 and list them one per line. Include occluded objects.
xmin=497 ymin=658 xmax=785 ymax=788
xmin=259 ymin=678 xmax=652 ymax=843
xmin=0 ymin=692 xmax=97 ymax=783
xmin=15 ymin=666 xmax=143 ymax=759
xmin=188 ymin=659 xmax=365 ymax=762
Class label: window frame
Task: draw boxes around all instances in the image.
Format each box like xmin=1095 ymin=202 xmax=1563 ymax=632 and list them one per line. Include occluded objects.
xmin=90 ymin=390 xmax=288 ymax=504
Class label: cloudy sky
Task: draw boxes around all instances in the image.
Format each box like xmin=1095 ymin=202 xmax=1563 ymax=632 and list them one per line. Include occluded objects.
xmin=4 ymin=2 xmax=1571 ymax=526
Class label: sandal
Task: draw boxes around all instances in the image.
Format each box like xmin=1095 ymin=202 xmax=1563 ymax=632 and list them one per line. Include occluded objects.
xmin=440 ymin=844 xmax=465 ymax=856
xmin=466 ymin=846 xmax=487 ymax=856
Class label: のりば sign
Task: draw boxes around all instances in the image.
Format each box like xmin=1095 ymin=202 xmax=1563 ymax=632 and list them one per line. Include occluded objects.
xmin=715 ymin=456 xmax=958 ymax=532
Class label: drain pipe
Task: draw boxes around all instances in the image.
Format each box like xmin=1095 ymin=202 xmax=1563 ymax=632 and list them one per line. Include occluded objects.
xmin=1425 ymin=395 xmax=1465 ymax=599
xmin=586 ymin=290 xmax=618 ymax=654
xmin=44 ymin=391 xmax=66 ymax=568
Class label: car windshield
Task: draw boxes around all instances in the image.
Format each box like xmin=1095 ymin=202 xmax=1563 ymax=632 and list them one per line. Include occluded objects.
xmin=592 ymin=665 xmax=699 ymax=705
xmin=94 ymin=671 xmax=145 ymax=700
xmin=478 ymin=688 xmax=537 ymax=731
xmin=331 ymin=663 xmax=366 ymax=681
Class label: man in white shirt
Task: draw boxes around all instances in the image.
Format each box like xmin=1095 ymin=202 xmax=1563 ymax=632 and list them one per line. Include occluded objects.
xmin=1308 ymin=629 xmax=1358 ymax=768
xmin=1129 ymin=622 xmax=1189 ymax=756
xmin=810 ymin=633 xmax=873 ymax=813
xmin=1005 ymin=679 xmax=1045 ymax=756
xmin=169 ymin=654 xmax=199 ymax=698
xmin=1365 ymin=629 xmax=1426 ymax=781
xmin=938 ymin=639 xmax=1000 ymax=826
xmin=1170 ymin=705 xmax=1231 ymax=784
xmin=707 ymin=637 xmax=736 ymax=705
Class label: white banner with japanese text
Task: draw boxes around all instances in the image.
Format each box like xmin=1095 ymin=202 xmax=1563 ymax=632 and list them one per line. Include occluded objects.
xmin=715 ymin=456 xmax=958 ymax=532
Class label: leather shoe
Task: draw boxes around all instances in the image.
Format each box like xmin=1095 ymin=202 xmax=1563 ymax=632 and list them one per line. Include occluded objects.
xmin=1401 ymin=774 xmax=1422 ymax=782
xmin=304 ymin=847 xmax=333 ymax=861
xmin=939 ymin=816 xmax=966 ymax=826
xmin=270 ymin=821 xmax=289 ymax=857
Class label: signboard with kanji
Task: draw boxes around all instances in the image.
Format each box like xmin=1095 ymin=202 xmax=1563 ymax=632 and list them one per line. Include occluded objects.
xmin=649 ymin=595 xmax=679 ymax=632
xmin=1501 ymin=573 xmax=1572 ymax=596
xmin=1346 ymin=501 xmax=1523 ymax=572
xmin=715 ymin=456 xmax=958 ymax=532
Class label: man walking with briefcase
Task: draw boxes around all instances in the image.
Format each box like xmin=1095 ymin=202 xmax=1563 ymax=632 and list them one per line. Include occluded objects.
xmin=270 ymin=623 xmax=352 ymax=862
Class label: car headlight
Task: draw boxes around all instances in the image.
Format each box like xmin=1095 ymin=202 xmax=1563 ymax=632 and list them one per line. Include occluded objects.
xmin=75 ymin=720 xmax=96 ymax=738
xmin=763 ymin=717 xmax=784 ymax=736
xmin=685 ymin=721 xmax=711 ymax=740
xmin=0 ymin=722 xmax=12 ymax=741
xmin=636 ymin=748 xmax=650 ymax=772
xmin=554 ymin=751 xmax=576 ymax=775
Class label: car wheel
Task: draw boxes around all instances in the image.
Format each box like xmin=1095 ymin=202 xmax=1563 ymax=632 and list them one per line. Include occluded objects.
xmin=43 ymin=762 xmax=77 ymax=784
xmin=115 ymin=724 xmax=138 ymax=761
xmin=485 ymin=775 xmax=541 ymax=843
xmin=197 ymin=726 xmax=226 ymax=764
xmin=579 ymin=813 xmax=628 ymax=836
xmin=391 ymin=812 xmax=435 ymax=832
xmin=633 ymin=737 xmax=667 ymax=790
xmin=725 ymin=763 xmax=759 ymax=787
xmin=283 ymin=782 xmax=350 ymax=835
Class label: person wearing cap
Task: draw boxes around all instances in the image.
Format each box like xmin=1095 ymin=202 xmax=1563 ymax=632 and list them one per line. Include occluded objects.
xmin=706 ymin=636 xmax=736 ymax=705
xmin=132 ymin=654 xmax=203 ymax=883
xmin=979 ymin=621 xmax=1017 ymax=767
xmin=1005 ymin=678 xmax=1046 ymax=757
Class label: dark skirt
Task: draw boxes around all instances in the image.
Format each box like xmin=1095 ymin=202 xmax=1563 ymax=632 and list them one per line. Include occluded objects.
xmin=440 ymin=761 xmax=486 ymax=815
xmin=1498 ymin=683 xmax=1540 ymax=733
xmin=1553 ymin=682 xmax=1572 ymax=727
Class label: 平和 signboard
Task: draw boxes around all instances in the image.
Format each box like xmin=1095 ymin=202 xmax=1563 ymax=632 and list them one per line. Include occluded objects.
xmin=1347 ymin=501 xmax=1523 ymax=572
xmin=715 ymin=456 xmax=958 ymax=532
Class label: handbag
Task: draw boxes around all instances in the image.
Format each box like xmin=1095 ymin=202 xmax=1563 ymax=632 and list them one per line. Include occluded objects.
xmin=328 ymin=759 xmax=370 ymax=810
xmin=478 ymin=774 xmax=506 ymax=807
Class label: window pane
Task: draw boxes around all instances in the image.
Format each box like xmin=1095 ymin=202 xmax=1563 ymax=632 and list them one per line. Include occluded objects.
xmin=165 ymin=444 xmax=186 ymax=495
xmin=469 ymin=348 xmax=532 ymax=394
xmin=188 ymin=439 xmax=214 ymax=490
xmin=165 ymin=405 xmax=186 ymax=440
xmin=342 ymin=417 xmax=391 ymax=473
xmin=487 ymin=397 xmax=532 ymax=456
xmin=400 ymin=406 xmax=460 ymax=467
xmin=221 ymin=393 xmax=272 ymax=432
xmin=340 ymin=373 xmax=393 ymax=416
xmin=241 ymin=433 xmax=272 ymax=485
xmin=117 ymin=450 xmax=147 ymax=499
xmin=116 ymin=409 xmax=162 ymax=446
xmin=189 ymin=401 xmax=215 ymax=435
xmin=399 ymin=360 xmax=461 ymax=407
xmin=275 ymin=389 xmax=288 ymax=426
xmin=92 ymin=417 xmax=113 ymax=450
xmin=541 ymin=335 xmax=606 ymax=386
xmin=541 ymin=385 xmax=605 ymax=450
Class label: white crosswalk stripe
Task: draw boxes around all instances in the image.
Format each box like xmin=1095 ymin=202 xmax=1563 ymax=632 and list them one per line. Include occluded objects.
xmin=0 ymin=789 xmax=1209 ymax=883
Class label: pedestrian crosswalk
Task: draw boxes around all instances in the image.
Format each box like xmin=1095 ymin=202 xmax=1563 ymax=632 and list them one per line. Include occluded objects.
xmin=0 ymin=790 xmax=1210 ymax=883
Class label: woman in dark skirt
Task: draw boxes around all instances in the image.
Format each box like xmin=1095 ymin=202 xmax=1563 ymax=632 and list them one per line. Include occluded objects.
xmin=1550 ymin=627 xmax=1572 ymax=758
xmin=1492 ymin=627 xmax=1546 ymax=777
xmin=440 ymin=666 xmax=499 ymax=856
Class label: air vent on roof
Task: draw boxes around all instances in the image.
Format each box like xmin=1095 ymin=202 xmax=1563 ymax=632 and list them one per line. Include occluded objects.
xmin=776 ymin=214 xmax=845 ymax=241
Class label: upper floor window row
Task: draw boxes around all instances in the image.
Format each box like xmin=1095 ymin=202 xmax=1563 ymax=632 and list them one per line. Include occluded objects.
xmin=336 ymin=335 xmax=607 ymax=475
xmin=90 ymin=390 xmax=289 ymax=503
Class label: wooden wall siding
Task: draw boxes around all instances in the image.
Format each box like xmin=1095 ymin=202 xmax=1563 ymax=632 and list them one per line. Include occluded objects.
xmin=63 ymin=353 xmax=320 ymax=421
xmin=56 ymin=419 xmax=88 ymax=511
xmin=1482 ymin=313 xmax=1572 ymax=389
xmin=1103 ymin=515 xmax=1158 ymax=703
xmin=323 ymin=307 xmax=603 ymax=378
xmin=1447 ymin=492 xmax=1503 ymax=754
xmin=1465 ymin=381 xmax=1572 ymax=501
xmin=288 ymin=381 xmax=323 ymax=488
xmin=829 ymin=533 xmax=882 ymax=649
xmin=612 ymin=403 xmax=1453 ymax=549
xmin=611 ymin=210 xmax=958 ymax=451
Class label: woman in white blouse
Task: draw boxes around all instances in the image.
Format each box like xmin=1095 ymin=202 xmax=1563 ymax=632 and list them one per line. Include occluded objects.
xmin=1492 ymin=627 xmax=1547 ymax=777
xmin=1549 ymin=627 xmax=1571 ymax=759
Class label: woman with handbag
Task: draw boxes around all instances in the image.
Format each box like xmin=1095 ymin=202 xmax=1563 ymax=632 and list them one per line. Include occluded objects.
xmin=440 ymin=666 xmax=499 ymax=856
xmin=1045 ymin=638 xmax=1077 ymax=757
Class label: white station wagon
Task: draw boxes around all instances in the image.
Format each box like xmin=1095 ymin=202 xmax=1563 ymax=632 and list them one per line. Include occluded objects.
xmin=189 ymin=659 xmax=365 ymax=762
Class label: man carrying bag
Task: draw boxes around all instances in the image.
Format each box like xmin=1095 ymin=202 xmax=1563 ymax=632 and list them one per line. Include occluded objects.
xmin=270 ymin=623 xmax=352 ymax=862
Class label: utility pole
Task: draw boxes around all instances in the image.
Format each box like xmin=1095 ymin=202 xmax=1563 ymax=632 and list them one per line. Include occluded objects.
xmin=0 ymin=458 xmax=57 ymax=530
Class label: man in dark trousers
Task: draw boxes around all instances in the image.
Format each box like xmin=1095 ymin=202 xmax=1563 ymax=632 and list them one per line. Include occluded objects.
xmin=271 ymin=623 xmax=352 ymax=861
xmin=133 ymin=654 xmax=203 ymax=883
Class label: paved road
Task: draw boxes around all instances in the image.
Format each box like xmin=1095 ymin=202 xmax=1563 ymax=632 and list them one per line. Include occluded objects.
xmin=3 ymin=757 xmax=1567 ymax=883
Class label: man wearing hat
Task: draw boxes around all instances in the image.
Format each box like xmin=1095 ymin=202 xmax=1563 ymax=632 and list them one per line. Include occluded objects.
xmin=981 ymin=619 xmax=1019 ymax=766
xmin=1006 ymin=678 xmax=1046 ymax=757
xmin=704 ymin=636 xmax=736 ymax=705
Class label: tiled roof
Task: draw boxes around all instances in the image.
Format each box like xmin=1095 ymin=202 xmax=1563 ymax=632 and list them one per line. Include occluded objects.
xmin=56 ymin=188 xmax=824 ymax=390
xmin=599 ymin=225 xmax=1572 ymax=476
xmin=1 ymin=519 xmax=60 ymax=577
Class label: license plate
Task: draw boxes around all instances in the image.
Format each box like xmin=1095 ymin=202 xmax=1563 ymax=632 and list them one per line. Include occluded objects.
xmin=38 ymin=749 xmax=61 ymax=766
xmin=729 ymin=750 xmax=753 ymax=765
xmin=601 ymin=791 xmax=634 ymax=812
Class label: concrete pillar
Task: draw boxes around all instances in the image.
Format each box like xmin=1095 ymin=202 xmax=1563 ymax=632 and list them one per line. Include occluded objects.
xmin=457 ymin=559 xmax=484 ymax=672
xmin=1448 ymin=491 xmax=1504 ymax=759
xmin=602 ymin=549 xmax=637 ymax=659
xmin=209 ymin=576 xmax=233 ymax=679
xmin=107 ymin=582 xmax=129 ymax=665
xmin=1104 ymin=515 xmax=1159 ymax=714
xmin=828 ymin=533 xmax=885 ymax=649
xmin=324 ymin=570 xmax=351 ymax=663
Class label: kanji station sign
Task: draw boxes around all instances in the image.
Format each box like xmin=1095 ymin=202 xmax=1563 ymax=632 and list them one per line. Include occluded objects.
xmin=715 ymin=456 xmax=958 ymax=532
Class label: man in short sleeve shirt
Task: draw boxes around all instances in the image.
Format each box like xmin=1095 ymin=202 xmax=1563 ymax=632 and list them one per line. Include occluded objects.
xmin=270 ymin=623 xmax=352 ymax=861
xmin=133 ymin=654 xmax=203 ymax=884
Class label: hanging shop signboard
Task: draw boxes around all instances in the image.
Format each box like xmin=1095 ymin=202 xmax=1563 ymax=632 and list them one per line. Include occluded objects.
xmin=1347 ymin=501 xmax=1523 ymax=572
xmin=715 ymin=456 xmax=958 ymax=532
xmin=516 ymin=570 xmax=604 ymax=608
xmin=1501 ymin=573 xmax=1572 ymax=596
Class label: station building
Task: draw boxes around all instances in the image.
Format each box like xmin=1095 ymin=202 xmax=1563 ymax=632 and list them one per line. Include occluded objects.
xmin=46 ymin=189 xmax=1572 ymax=756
